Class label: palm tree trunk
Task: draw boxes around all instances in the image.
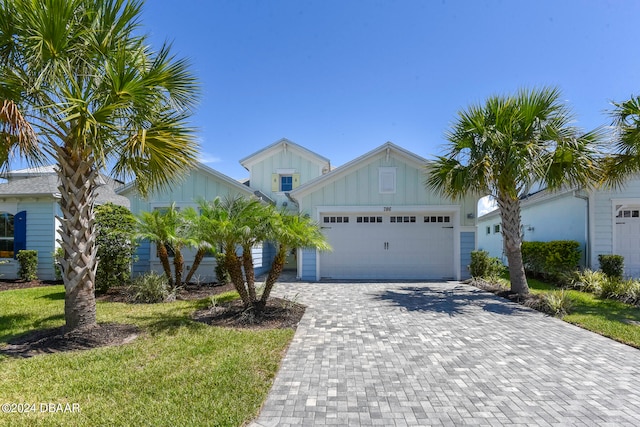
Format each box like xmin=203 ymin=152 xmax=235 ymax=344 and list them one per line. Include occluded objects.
xmin=224 ymin=252 xmax=251 ymax=306
xmin=184 ymin=248 xmax=205 ymax=284
xmin=173 ymin=248 xmax=184 ymax=289
xmin=258 ymin=246 xmax=287 ymax=310
xmin=242 ymin=244 xmax=257 ymax=303
xmin=55 ymin=147 xmax=98 ymax=331
xmin=497 ymin=194 xmax=529 ymax=295
xmin=157 ymin=244 xmax=174 ymax=288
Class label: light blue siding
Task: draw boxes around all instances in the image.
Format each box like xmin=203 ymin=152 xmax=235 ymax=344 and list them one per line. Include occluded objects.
xmin=253 ymin=242 xmax=276 ymax=276
xmin=133 ymin=240 xmax=151 ymax=276
xmin=19 ymin=201 xmax=56 ymax=280
xmin=300 ymin=248 xmax=316 ymax=281
xmin=460 ymin=232 xmax=475 ymax=279
xmin=478 ymin=191 xmax=587 ymax=266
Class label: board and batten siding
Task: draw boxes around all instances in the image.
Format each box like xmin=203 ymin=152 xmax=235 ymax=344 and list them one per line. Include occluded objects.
xmin=298 ymin=155 xmax=477 ymax=228
xmin=460 ymin=231 xmax=475 ymax=279
xmin=300 ymin=248 xmax=316 ymax=281
xmin=20 ymin=200 xmax=57 ymax=280
xmin=591 ymin=176 xmax=640 ymax=270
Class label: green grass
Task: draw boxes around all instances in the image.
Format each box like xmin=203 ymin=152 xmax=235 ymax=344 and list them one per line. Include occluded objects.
xmin=526 ymin=277 xmax=640 ymax=348
xmin=0 ymin=286 xmax=294 ymax=427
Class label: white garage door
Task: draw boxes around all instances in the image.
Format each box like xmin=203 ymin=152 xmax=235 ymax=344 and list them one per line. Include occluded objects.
xmin=615 ymin=208 xmax=640 ymax=277
xmin=319 ymin=212 xmax=454 ymax=280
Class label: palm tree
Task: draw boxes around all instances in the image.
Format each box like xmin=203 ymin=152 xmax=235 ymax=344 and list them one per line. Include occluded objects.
xmin=604 ymin=96 xmax=640 ymax=187
xmin=258 ymin=210 xmax=329 ymax=309
xmin=181 ymin=206 xmax=213 ymax=284
xmin=199 ymin=195 xmax=270 ymax=307
xmin=427 ymin=87 xmax=602 ymax=294
xmin=137 ymin=204 xmax=194 ymax=289
xmin=0 ymin=0 xmax=199 ymax=330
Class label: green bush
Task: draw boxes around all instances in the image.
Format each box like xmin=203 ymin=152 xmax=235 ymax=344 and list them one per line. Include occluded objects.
xmin=16 ymin=250 xmax=38 ymax=281
xmin=125 ymin=272 xmax=175 ymax=303
xmin=95 ymin=203 xmax=138 ymax=293
xmin=598 ymin=254 xmax=624 ymax=280
xmin=469 ymin=250 xmax=505 ymax=278
xmin=570 ymin=269 xmax=606 ymax=294
xmin=542 ymin=290 xmax=574 ymax=318
xmin=521 ymin=240 xmax=581 ymax=278
xmin=52 ymin=247 xmax=63 ymax=281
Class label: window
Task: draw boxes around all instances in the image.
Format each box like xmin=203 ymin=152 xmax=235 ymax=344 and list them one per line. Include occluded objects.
xmin=423 ymin=216 xmax=450 ymax=223
xmin=323 ymin=216 xmax=349 ymax=223
xmin=494 ymin=224 xmax=501 ymax=234
xmin=379 ymin=167 xmax=396 ymax=194
xmin=486 ymin=226 xmax=491 ymax=235
xmin=356 ymin=216 xmax=382 ymax=223
xmin=280 ymin=175 xmax=293 ymax=192
xmin=0 ymin=212 xmax=14 ymax=258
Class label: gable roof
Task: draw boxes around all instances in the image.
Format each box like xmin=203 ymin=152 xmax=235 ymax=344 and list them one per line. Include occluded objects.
xmin=117 ymin=162 xmax=259 ymax=200
xmin=239 ymin=138 xmax=330 ymax=170
xmin=0 ymin=174 xmax=130 ymax=207
xmin=290 ymin=141 xmax=431 ymax=199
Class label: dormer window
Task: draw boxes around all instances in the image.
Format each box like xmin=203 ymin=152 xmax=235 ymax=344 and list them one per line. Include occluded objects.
xmin=280 ymin=175 xmax=293 ymax=192
xmin=271 ymin=169 xmax=300 ymax=193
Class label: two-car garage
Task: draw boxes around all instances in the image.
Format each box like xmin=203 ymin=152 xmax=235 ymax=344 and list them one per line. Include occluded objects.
xmin=318 ymin=210 xmax=456 ymax=280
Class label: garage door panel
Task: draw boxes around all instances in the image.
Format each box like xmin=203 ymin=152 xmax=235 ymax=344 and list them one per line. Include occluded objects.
xmin=319 ymin=212 xmax=454 ymax=280
xmin=616 ymin=208 xmax=640 ymax=277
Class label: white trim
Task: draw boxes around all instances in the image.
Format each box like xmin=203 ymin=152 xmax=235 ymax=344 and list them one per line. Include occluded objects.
xmin=276 ymin=168 xmax=296 ymax=175
xmin=240 ymin=138 xmax=330 ymax=170
xmin=611 ymin=198 xmax=640 ymax=266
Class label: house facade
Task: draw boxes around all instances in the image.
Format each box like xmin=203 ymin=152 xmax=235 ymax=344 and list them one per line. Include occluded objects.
xmin=0 ymin=166 xmax=129 ymax=280
xmin=477 ymin=176 xmax=640 ymax=278
xmin=120 ymin=163 xmax=269 ymax=282
xmin=124 ymin=138 xmax=478 ymax=282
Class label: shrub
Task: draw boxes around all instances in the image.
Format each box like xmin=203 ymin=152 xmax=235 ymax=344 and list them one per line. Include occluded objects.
xmin=52 ymin=247 xmax=64 ymax=281
xmin=598 ymin=254 xmax=624 ymax=280
xmin=215 ymin=252 xmax=230 ymax=285
xmin=542 ymin=290 xmax=574 ymax=318
xmin=469 ymin=250 xmax=505 ymax=278
xmin=599 ymin=277 xmax=623 ymax=300
xmin=125 ymin=272 xmax=175 ymax=303
xmin=16 ymin=250 xmax=38 ymax=281
xmin=95 ymin=203 xmax=138 ymax=293
xmin=571 ymin=269 xmax=606 ymax=294
xmin=521 ymin=240 xmax=581 ymax=278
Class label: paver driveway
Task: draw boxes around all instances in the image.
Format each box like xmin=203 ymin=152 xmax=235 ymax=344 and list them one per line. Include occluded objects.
xmin=250 ymin=281 xmax=640 ymax=426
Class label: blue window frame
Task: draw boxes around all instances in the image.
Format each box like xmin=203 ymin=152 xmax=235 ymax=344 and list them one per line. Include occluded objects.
xmin=280 ymin=175 xmax=293 ymax=192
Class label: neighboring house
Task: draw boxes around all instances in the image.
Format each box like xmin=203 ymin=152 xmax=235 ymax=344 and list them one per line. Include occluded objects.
xmin=121 ymin=162 xmax=269 ymax=282
xmin=477 ymin=176 xmax=640 ymax=278
xmin=123 ymin=138 xmax=479 ymax=282
xmin=0 ymin=165 xmax=129 ymax=280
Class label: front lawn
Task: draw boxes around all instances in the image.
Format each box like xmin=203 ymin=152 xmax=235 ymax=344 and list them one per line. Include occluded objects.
xmin=0 ymin=285 xmax=294 ymax=427
xmin=525 ymin=278 xmax=640 ymax=348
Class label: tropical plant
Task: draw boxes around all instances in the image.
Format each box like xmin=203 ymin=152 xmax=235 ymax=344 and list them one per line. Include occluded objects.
xmin=0 ymin=0 xmax=200 ymax=330
xmin=258 ymin=210 xmax=330 ymax=310
xmin=427 ymin=87 xmax=603 ymax=294
xmin=198 ymin=195 xmax=273 ymax=307
xmin=180 ymin=206 xmax=213 ymax=284
xmin=199 ymin=196 xmax=330 ymax=312
xmin=604 ymin=95 xmax=640 ymax=186
xmin=137 ymin=204 xmax=194 ymax=290
xmin=125 ymin=271 xmax=175 ymax=303
xmin=95 ymin=203 xmax=138 ymax=293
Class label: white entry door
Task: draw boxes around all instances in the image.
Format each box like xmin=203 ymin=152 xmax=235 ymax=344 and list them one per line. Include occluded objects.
xmin=319 ymin=212 xmax=454 ymax=280
xmin=615 ymin=207 xmax=640 ymax=277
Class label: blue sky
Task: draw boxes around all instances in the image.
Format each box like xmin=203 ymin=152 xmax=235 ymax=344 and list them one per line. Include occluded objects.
xmin=141 ymin=0 xmax=640 ymax=185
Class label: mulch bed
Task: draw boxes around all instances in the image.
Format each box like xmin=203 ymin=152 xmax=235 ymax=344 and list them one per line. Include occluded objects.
xmin=467 ymin=277 xmax=548 ymax=310
xmin=193 ymin=297 xmax=306 ymax=330
xmin=1 ymin=279 xmax=304 ymax=358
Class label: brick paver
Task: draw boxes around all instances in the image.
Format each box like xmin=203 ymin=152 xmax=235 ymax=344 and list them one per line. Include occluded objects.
xmin=250 ymin=281 xmax=640 ymax=426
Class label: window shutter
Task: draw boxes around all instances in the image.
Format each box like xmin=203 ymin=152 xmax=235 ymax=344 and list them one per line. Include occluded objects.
xmin=14 ymin=210 xmax=26 ymax=258
xmin=271 ymin=174 xmax=279 ymax=192
xmin=292 ymin=173 xmax=300 ymax=189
